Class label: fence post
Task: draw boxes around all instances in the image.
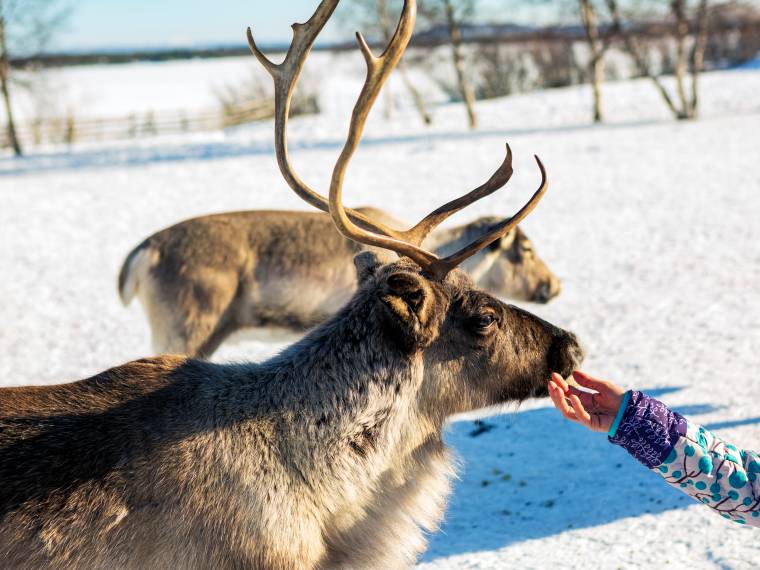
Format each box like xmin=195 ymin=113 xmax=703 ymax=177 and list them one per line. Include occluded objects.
xmin=128 ymin=113 xmax=137 ymax=138
xmin=143 ymin=111 xmax=156 ymax=136
xmin=65 ymin=115 xmax=77 ymax=145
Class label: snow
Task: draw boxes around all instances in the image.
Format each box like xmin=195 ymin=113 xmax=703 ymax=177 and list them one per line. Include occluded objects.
xmin=6 ymin=56 xmax=269 ymax=120
xmin=2 ymin=53 xmax=760 ymax=568
xmin=4 ymin=51 xmax=444 ymax=122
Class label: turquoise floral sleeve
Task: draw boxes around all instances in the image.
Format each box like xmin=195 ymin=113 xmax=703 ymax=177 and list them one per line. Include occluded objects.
xmin=608 ymin=391 xmax=760 ymax=528
xmin=656 ymin=421 xmax=760 ymax=526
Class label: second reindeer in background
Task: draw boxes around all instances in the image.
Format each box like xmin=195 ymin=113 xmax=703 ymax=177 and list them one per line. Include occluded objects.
xmin=119 ymin=180 xmax=561 ymax=358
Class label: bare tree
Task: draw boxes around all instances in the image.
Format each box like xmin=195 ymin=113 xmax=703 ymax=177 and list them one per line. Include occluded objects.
xmin=443 ymin=0 xmax=478 ymax=128
xmin=579 ymin=0 xmax=621 ymax=122
xmin=608 ymin=0 xmax=710 ymax=120
xmin=420 ymin=0 xmax=478 ymax=128
xmin=526 ymin=0 xmax=615 ymax=122
xmin=0 ymin=1 xmax=21 ymax=155
xmin=0 ymin=0 xmax=69 ymax=156
xmin=344 ymin=0 xmax=433 ymax=124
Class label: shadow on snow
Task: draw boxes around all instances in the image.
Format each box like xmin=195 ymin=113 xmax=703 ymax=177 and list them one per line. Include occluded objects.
xmin=0 ymin=114 xmax=741 ymax=178
xmin=423 ymin=388 xmax=758 ymax=562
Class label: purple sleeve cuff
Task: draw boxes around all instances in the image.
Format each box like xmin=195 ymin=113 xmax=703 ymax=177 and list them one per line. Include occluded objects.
xmin=608 ymin=391 xmax=688 ymax=468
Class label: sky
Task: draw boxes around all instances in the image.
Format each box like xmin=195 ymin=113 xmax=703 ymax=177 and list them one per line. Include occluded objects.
xmin=49 ymin=0 xmax=547 ymax=52
xmin=52 ymin=1 xmax=342 ymax=51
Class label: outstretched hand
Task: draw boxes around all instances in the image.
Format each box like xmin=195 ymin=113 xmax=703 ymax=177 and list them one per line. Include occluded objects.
xmin=548 ymin=371 xmax=626 ymax=433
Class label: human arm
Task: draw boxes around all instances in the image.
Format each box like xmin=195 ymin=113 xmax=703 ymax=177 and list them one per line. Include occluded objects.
xmin=549 ymin=372 xmax=760 ymax=527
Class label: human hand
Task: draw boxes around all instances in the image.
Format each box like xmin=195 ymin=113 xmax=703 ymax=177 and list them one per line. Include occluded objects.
xmin=548 ymin=371 xmax=626 ymax=433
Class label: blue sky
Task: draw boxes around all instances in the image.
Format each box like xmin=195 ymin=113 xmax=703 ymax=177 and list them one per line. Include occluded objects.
xmin=54 ymin=1 xmax=343 ymax=51
xmin=52 ymin=0 xmax=543 ymax=52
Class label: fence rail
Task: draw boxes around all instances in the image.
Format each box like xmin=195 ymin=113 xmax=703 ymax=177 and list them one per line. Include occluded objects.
xmin=1 ymin=98 xmax=277 ymax=148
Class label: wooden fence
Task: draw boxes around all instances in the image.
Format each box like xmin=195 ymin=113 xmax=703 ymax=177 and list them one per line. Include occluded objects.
xmin=1 ymin=98 xmax=278 ymax=148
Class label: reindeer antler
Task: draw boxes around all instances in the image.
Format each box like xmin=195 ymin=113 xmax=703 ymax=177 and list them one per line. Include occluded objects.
xmin=249 ymin=0 xmax=549 ymax=280
xmin=247 ymin=1 xmax=402 ymax=238
xmin=247 ymin=0 xmax=514 ymax=243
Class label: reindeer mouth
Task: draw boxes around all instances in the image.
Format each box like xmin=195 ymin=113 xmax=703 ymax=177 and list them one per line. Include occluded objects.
xmin=531 ymin=282 xmax=555 ymax=304
xmin=523 ymin=331 xmax=584 ymax=399
xmin=549 ymin=331 xmax=585 ymax=382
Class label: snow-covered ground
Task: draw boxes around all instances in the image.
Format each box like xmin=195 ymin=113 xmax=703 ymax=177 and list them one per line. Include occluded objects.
xmin=2 ymin=54 xmax=760 ymax=568
xmin=4 ymin=51 xmax=442 ymax=121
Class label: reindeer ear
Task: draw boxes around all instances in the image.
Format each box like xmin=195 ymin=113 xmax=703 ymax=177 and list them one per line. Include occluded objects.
xmin=354 ymin=252 xmax=382 ymax=285
xmin=386 ymin=272 xmax=426 ymax=311
xmin=379 ymin=270 xmax=437 ymax=350
xmin=354 ymin=251 xmax=396 ymax=285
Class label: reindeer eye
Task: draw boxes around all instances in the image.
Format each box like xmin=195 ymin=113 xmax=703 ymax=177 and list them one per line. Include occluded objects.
xmin=470 ymin=314 xmax=497 ymax=332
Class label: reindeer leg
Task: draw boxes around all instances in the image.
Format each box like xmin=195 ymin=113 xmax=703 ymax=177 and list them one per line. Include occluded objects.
xmin=162 ymin=269 xmax=241 ymax=359
xmin=191 ymin=307 xmax=239 ymax=360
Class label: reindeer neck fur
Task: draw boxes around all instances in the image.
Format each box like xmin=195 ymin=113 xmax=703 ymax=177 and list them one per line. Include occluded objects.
xmin=253 ymin=278 xmax=455 ymax=567
xmin=258 ymin=287 xmax=425 ymax=465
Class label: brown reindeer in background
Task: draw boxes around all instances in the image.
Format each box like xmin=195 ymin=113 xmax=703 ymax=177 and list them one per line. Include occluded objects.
xmin=118 ymin=194 xmax=561 ymax=359
xmin=0 ymin=2 xmax=582 ymax=568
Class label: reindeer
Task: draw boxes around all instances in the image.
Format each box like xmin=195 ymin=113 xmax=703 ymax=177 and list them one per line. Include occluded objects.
xmin=118 ymin=202 xmax=561 ymax=359
xmin=0 ymin=2 xmax=583 ymax=568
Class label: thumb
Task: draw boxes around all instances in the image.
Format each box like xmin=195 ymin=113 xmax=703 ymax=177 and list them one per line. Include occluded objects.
xmin=571 ymin=370 xmax=609 ymax=393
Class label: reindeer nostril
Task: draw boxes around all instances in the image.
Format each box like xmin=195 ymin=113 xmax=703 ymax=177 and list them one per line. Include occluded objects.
xmin=532 ymin=283 xmax=552 ymax=304
xmin=548 ymin=331 xmax=585 ymax=378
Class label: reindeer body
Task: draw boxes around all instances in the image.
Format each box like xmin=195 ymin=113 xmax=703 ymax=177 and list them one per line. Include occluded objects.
xmin=1 ymin=2 xmax=583 ymax=566
xmin=119 ymin=210 xmax=363 ymax=356
xmin=0 ymin=357 xmax=445 ymax=570
xmin=119 ymin=208 xmax=560 ymax=357
xmin=1 ymin=261 xmax=580 ymax=569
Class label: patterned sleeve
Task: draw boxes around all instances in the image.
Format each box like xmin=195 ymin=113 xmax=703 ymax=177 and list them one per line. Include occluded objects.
xmin=609 ymin=390 xmax=760 ymax=527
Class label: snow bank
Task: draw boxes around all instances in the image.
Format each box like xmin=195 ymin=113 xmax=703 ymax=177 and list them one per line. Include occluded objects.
xmin=1 ymin=58 xmax=760 ymax=568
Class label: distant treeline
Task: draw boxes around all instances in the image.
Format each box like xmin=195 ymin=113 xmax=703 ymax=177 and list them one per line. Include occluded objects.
xmin=15 ymin=13 xmax=759 ymax=70
xmin=10 ymin=45 xmax=278 ymax=69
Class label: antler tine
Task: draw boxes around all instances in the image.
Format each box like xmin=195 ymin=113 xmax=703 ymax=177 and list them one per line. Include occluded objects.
xmin=246 ymin=1 xmax=402 ymax=239
xmin=426 ymin=156 xmax=549 ymax=280
xmin=328 ymin=0 xmax=445 ymax=271
xmin=327 ymin=1 xmax=549 ymax=280
xmin=398 ymin=144 xmax=514 ymax=246
xmin=253 ymin=1 xmax=550 ymax=281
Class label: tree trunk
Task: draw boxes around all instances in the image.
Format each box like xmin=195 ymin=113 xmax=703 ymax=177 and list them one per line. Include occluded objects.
xmin=443 ymin=0 xmax=477 ymax=129
xmin=591 ymin=55 xmax=604 ymax=122
xmin=377 ymin=0 xmax=394 ymax=119
xmin=0 ymin=16 xmax=22 ymax=156
xmin=671 ymin=0 xmax=691 ymax=119
xmin=376 ymin=0 xmax=431 ymax=125
xmin=606 ymin=0 xmax=683 ymax=120
xmin=580 ymin=0 xmax=605 ymax=123
xmin=689 ymin=0 xmax=710 ymax=117
xmin=398 ymin=57 xmax=432 ymax=125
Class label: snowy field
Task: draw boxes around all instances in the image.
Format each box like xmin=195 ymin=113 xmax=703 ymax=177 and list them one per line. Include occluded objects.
xmin=2 ymin=53 xmax=760 ymax=569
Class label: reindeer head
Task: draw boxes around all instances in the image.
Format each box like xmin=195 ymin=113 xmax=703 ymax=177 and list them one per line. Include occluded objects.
xmin=435 ymin=219 xmax=562 ymax=304
xmin=248 ymin=0 xmax=582 ymax=419
xmin=353 ymin=253 xmax=581 ymax=420
xmin=485 ymin=225 xmax=562 ymax=303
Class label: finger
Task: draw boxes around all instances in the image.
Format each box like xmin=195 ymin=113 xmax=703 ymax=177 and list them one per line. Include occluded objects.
xmin=548 ymin=381 xmax=565 ymax=408
xmin=569 ymin=394 xmax=592 ymax=423
xmin=548 ymin=381 xmax=567 ymax=408
xmin=572 ymin=370 xmax=607 ymax=392
xmin=567 ymin=388 xmax=597 ymax=410
xmin=550 ymin=384 xmax=579 ymax=421
xmin=551 ymin=372 xmax=569 ymax=392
